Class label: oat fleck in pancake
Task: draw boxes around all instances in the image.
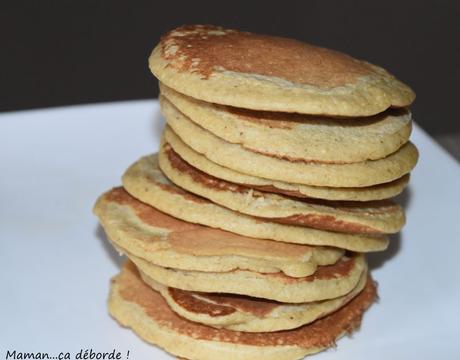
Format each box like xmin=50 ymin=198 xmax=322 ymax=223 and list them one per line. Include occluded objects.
xmin=150 ymin=25 xmax=414 ymax=116
xmin=159 ymin=142 xmax=405 ymax=235
xmin=94 ymin=187 xmax=342 ymax=277
xmin=144 ymin=271 xmax=368 ymax=332
xmin=160 ymin=83 xmax=413 ymax=163
xmin=109 ymin=262 xmax=377 ymax=360
xmin=122 ymin=154 xmax=389 ymax=252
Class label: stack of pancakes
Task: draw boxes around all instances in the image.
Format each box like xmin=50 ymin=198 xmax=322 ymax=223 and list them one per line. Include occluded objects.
xmin=94 ymin=25 xmax=418 ymax=360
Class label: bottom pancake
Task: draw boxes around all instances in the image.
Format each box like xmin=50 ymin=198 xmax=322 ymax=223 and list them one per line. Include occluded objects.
xmin=109 ymin=262 xmax=377 ymax=360
xmin=145 ymin=270 xmax=368 ymax=332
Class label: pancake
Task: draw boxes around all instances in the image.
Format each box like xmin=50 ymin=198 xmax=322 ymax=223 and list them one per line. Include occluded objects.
xmin=109 ymin=261 xmax=377 ymax=360
xmin=132 ymin=252 xmax=366 ymax=303
xmin=149 ymin=25 xmax=414 ymax=117
xmin=144 ymin=271 xmax=367 ymax=332
xmin=164 ymin=127 xmax=410 ymax=201
xmin=94 ymin=187 xmax=343 ymax=278
xmin=160 ymin=83 xmax=413 ymax=163
xmin=122 ymin=154 xmax=389 ymax=252
xmin=159 ymin=143 xmax=405 ymax=235
xmin=161 ymin=97 xmax=419 ymax=187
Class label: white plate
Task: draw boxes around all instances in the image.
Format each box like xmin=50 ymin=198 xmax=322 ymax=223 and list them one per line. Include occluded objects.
xmin=1 ymin=100 xmax=459 ymax=360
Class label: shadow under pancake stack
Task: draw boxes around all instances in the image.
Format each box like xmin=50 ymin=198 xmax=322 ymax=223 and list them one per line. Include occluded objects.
xmin=94 ymin=25 xmax=418 ymax=360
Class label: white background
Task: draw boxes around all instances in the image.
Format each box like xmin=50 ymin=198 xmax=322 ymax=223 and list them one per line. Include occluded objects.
xmin=1 ymin=100 xmax=459 ymax=359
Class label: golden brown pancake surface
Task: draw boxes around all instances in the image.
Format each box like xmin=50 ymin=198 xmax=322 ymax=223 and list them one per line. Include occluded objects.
xmin=150 ymin=25 xmax=415 ymax=116
xmin=109 ymin=261 xmax=377 ymax=359
xmin=94 ymin=187 xmax=343 ymax=277
xmin=160 ymin=142 xmax=405 ymax=235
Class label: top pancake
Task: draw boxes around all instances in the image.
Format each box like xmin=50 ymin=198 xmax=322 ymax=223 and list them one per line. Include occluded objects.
xmin=150 ymin=25 xmax=415 ymax=116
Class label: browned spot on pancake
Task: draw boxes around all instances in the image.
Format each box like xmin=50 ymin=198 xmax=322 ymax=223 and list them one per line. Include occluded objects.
xmin=167 ymin=225 xmax=310 ymax=258
xmin=118 ymin=261 xmax=376 ymax=347
xmin=106 ymin=187 xmax=197 ymax=232
xmin=267 ymin=197 xmax=401 ymax=234
xmin=249 ymin=184 xmax=310 ymax=198
xmin=104 ymin=188 xmax=312 ymax=259
xmin=197 ymin=293 xmax=280 ymax=318
xmin=105 ymin=187 xmax=135 ymax=205
xmin=161 ymin=25 xmax=378 ymax=89
xmin=169 ymin=287 xmax=280 ymax=318
xmin=168 ymin=288 xmax=237 ymax=317
xmin=165 ymin=142 xmax=311 ymax=203
xmin=164 ymin=142 xmax=251 ymax=195
xmin=271 ymin=214 xmax=381 ymax=234
xmin=287 ymin=197 xmax=400 ymax=216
